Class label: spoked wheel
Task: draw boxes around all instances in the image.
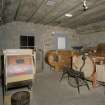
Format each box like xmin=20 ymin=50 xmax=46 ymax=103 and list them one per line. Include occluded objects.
xmin=68 ymin=77 xmax=85 ymax=88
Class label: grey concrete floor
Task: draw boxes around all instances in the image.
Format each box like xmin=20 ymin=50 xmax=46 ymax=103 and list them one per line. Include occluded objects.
xmin=32 ymin=72 xmax=105 ymax=105
xmin=0 ymin=72 xmax=105 ymax=105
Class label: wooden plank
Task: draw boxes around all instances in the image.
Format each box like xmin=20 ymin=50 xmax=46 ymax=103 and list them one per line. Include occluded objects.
xmin=13 ymin=0 xmax=22 ymax=20
xmin=26 ymin=0 xmax=46 ymax=22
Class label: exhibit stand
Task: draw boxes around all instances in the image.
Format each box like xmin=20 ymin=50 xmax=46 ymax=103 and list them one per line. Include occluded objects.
xmin=1 ymin=49 xmax=36 ymax=105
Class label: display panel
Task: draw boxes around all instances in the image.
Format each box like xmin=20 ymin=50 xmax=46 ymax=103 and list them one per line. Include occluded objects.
xmin=7 ymin=55 xmax=33 ymax=77
xmin=58 ymin=37 xmax=66 ymax=49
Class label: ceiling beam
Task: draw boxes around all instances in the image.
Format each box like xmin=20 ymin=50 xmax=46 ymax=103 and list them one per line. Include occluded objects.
xmin=53 ymin=0 xmax=102 ymax=27
xmin=53 ymin=0 xmax=97 ymax=26
xmin=13 ymin=0 xmax=22 ymax=21
xmin=26 ymin=0 xmax=46 ymax=22
xmin=68 ymin=7 xmax=105 ymax=28
xmin=35 ymin=0 xmax=64 ymax=24
xmin=0 ymin=0 xmax=6 ymax=23
xmin=43 ymin=1 xmax=82 ymax=25
xmin=43 ymin=0 xmax=98 ymax=25
xmin=71 ymin=12 xmax=105 ymax=28
xmin=63 ymin=0 xmax=105 ymax=27
xmin=45 ymin=0 xmax=104 ymax=27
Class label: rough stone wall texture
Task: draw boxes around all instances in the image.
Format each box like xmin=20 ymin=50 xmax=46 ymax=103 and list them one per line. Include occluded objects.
xmin=0 ymin=21 xmax=80 ymax=73
xmin=79 ymin=31 xmax=105 ymax=48
xmin=76 ymin=21 xmax=105 ymax=48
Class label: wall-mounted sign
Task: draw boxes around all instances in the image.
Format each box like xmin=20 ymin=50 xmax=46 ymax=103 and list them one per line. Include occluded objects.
xmin=58 ymin=37 xmax=66 ymax=49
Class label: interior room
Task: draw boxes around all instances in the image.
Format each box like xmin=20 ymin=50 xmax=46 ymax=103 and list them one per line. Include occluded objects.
xmin=0 ymin=0 xmax=105 ymax=105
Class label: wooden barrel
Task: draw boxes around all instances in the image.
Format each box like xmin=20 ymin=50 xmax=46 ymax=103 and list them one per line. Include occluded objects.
xmin=11 ymin=91 xmax=30 ymax=105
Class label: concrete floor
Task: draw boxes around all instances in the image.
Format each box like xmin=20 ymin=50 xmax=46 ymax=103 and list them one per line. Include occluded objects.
xmin=0 ymin=72 xmax=105 ymax=105
xmin=32 ymin=72 xmax=105 ymax=105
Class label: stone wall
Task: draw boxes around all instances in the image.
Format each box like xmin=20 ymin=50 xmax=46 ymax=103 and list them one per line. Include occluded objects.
xmin=76 ymin=21 xmax=105 ymax=48
xmin=0 ymin=21 xmax=80 ymax=73
xmin=78 ymin=31 xmax=105 ymax=48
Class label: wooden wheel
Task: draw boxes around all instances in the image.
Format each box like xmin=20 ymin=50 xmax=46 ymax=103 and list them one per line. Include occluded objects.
xmin=68 ymin=77 xmax=84 ymax=88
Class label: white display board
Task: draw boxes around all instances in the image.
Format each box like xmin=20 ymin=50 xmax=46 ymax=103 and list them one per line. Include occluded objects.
xmin=58 ymin=37 xmax=66 ymax=49
xmin=3 ymin=49 xmax=36 ymax=85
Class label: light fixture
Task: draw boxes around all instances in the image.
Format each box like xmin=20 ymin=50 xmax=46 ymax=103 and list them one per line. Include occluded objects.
xmin=47 ymin=0 xmax=56 ymax=6
xmin=65 ymin=13 xmax=72 ymax=18
xmin=82 ymin=0 xmax=88 ymax=11
xmin=52 ymin=32 xmax=55 ymax=34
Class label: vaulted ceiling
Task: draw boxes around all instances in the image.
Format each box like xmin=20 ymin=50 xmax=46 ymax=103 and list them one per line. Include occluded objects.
xmin=0 ymin=0 xmax=105 ymax=29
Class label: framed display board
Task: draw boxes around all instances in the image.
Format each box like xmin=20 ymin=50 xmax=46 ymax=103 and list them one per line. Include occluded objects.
xmin=3 ymin=49 xmax=36 ymax=86
xmin=58 ymin=37 xmax=66 ymax=49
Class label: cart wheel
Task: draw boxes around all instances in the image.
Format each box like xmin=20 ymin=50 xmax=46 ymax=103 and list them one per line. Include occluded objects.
xmin=11 ymin=91 xmax=30 ymax=105
xmin=68 ymin=77 xmax=84 ymax=88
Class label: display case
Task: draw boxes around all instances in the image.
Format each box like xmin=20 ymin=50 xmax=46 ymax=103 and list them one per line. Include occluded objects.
xmin=2 ymin=49 xmax=36 ymax=90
